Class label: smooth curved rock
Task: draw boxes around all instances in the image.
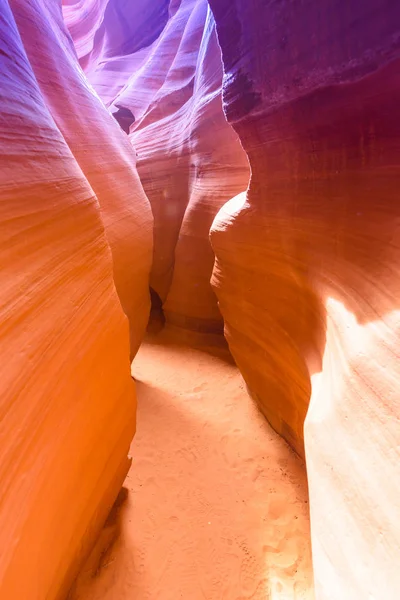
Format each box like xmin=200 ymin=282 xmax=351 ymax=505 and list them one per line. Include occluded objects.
xmin=14 ymin=0 xmax=153 ymax=358
xmin=209 ymin=0 xmax=400 ymax=597
xmin=63 ymin=0 xmax=172 ymax=101
xmin=0 ymin=0 xmax=141 ymax=596
xmin=65 ymin=0 xmax=249 ymax=332
xmin=160 ymin=4 xmax=249 ymax=332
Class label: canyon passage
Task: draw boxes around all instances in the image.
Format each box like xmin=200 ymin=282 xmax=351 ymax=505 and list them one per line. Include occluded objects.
xmin=1 ymin=0 xmax=400 ymax=599
xmin=69 ymin=330 xmax=314 ymax=599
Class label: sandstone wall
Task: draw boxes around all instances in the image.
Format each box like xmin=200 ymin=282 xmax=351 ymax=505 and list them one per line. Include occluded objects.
xmin=208 ymin=0 xmax=400 ymax=596
xmin=15 ymin=0 xmax=153 ymax=357
xmin=65 ymin=0 xmax=249 ymax=332
xmin=0 ymin=0 xmax=151 ymax=596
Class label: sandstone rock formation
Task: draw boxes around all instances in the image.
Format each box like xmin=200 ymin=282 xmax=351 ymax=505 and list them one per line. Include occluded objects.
xmin=12 ymin=0 xmax=153 ymax=358
xmin=63 ymin=0 xmax=171 ymax=89
xmin=65 ymin=0 xmax=249 ymax=332
xmin=0 ymin=0 xmax=151 ymax=596
xmin=2 ymin=0 xmax=400 ymax=598
xmin=208 ymin=0 xmax=400 ymax=597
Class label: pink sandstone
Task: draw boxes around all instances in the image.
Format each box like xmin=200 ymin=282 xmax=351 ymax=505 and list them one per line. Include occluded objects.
xmin=209 ymin=0 xmax=400 ymax=597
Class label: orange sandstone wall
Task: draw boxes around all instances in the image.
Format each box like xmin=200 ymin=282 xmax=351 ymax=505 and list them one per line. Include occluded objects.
xmin=0 ymin=0 xmax=149 ymax=597
xmin=11 ymin=0 xmax=153 ymax=358
xmin=209 ymin=0 xmax=400 ymax=597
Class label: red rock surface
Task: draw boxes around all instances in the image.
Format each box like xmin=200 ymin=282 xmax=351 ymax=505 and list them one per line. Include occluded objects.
xmin=3 ymin=0 xmax=400 ymax=598
xmin=66 ymin=0 xmax=249 ymax=332
xmin=208 ymin=0 xmax=400 ymax=597
xmin=0 ymin=0 xmax=150 ymax=596
xmin=12 ymin=0 xmax=153 ymax=357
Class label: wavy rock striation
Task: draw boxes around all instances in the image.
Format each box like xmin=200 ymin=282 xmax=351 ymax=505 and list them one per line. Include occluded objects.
xmin=0 ymin=0 xmax=151 ymax=596
xmin=4 ymin=0 xmax=399 ymax=597
xmin=14 ymin=0 xmax=153 ymax=357
xmin=65 ymin=0 xmax=250 ymax=332
xmin=208 ymin=0 xmax=400 ymax=597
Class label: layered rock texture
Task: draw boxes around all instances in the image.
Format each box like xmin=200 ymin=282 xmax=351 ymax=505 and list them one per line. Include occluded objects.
xmin=0 ymin=0 xmax=151 ymax=597
xmin=207 ymin=0 xmax=400 ymax=598
xmin=13 ymin=0 xmax=153 ymax=357
xmin=65 ymin=0 xmax=250 ymax=332
xmin=2 ymin=0 xmax=400 ymax=599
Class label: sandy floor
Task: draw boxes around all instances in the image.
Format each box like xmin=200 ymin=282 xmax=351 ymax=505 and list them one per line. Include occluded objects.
xmin=69 ymin=329 xmax=314 ymax=600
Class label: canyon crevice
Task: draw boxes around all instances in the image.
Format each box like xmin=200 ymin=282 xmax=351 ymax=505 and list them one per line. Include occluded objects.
xmin=1 ymin=0 xmax=399 ymax=598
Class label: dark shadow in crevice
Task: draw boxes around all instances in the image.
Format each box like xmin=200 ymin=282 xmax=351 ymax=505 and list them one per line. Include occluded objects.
xmin=67 ymin=487 xmax=129 ymax=598
xmin=111 ymin=105 xmax=135 ymax=134
xmin=147 ymin=287 xmax=165 ymax=334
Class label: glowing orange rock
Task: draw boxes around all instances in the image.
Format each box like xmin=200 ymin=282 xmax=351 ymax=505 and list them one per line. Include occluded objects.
xmin=0 ymin=0 xmax=144 ymax=596
xmin=13 ymin=0 xmax=153 ymax=358
xmin=209 ymin=0 xmax=400 ymax=596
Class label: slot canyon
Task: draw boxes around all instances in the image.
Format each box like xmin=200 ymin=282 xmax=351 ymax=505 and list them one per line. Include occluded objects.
xmin=1 ymin=0 xmax=399 ymax=598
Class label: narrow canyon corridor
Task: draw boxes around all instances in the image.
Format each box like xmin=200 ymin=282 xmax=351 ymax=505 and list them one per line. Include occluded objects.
xmin=69 ymin=330 xmax=314 ymax=600
xmin=2 ymin=0 xmax=400 ymax=597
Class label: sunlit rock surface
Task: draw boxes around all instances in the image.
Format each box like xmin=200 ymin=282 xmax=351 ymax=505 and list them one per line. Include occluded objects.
xmin=65 ymin=0 xmax=249 ymax=332
xmin=0 ymin=0 xmax=150 ymax=596
xmin=209 ymin=0 xmax=400 ymax=597
xmin=13 ymin=0 xmax=153 ymax=358
xmin=3 ymin=0 xmax=399 ymax=597
xmin=63 ymin=0 xmax=171 ymax=86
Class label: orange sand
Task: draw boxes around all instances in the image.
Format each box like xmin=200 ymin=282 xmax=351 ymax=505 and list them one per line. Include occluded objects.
xmin=69 ymin=330 xmax=314 ymax=599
